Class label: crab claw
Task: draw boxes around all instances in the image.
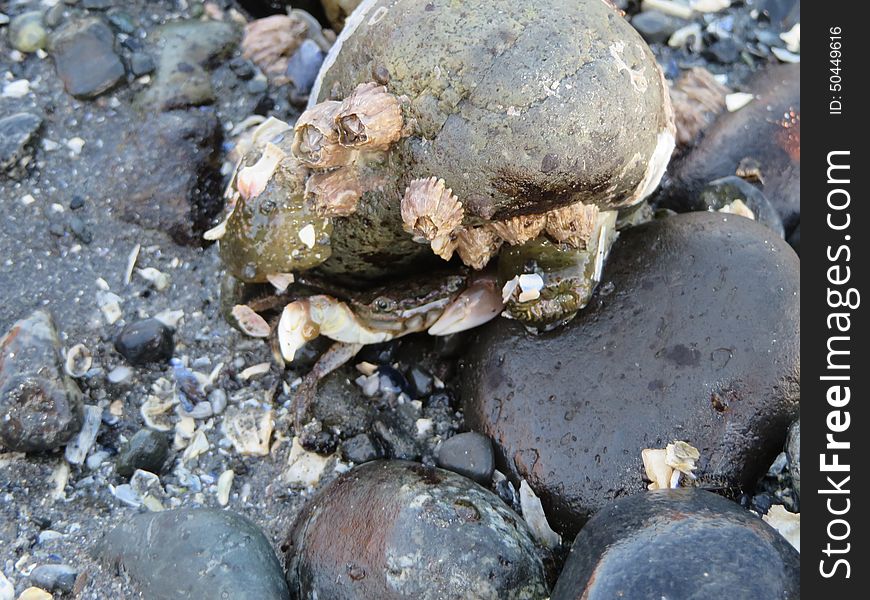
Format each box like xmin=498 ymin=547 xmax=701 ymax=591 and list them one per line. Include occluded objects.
xmin=308 ymin=296 xmax=394 ymax=345
xmin=278 ymin=300 xmax=320 ymax=362
xmin=428 ymin=275 xmax=504 ymax=336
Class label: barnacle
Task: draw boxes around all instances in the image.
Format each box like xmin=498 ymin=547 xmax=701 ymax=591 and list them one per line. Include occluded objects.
xmin=292 ymin=101 xmax=354 ymax=168
xmin=455 ymin=226 xmax=503 ymax=270
xmin=545 ymin=201 xmax=600 ymax=248
xmin=335 ymin=82 xmax=404 ymax=151
xmin=487 ymin=214 xmax=547 ymax=246
xmin=401 ymin=177 xmax=464 ymax=259
xmin=305 ymin=168 xmax=363 ymax=217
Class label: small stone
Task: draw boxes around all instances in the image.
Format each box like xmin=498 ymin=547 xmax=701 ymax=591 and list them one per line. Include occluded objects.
xmin=373 ymin=412 xmax=420 ymax=461
xmin=68 ymin=215 xmax=93 ymax=244
xmin=106 ymin=10 xmax=135 ymax=34
xmin=551 ymin=489 xmax=799 ymax=599
xmin=436 ymin=432 xmax=494 ymax=485
xmin=208 ymin=388 xmax=227 ymax=414
xmin=2 ymin=80 xmax=31 ymax=99
xmin=114 ymin=318 xmax=174 ymax=366
xmin=284 ymin=461 xmax=548 ymax=599
xmin=129 ymin=52 xmax=155 ymax=76
xmin=69 ymin=195 xmax=85 ymax=210
xmin=246 ymin=77 xmax=268 ymax=95
xmin=704 ymin=38 xmax=741 ymax=63
xmin=49 ymin=17 xmax=125 ymax=99
xmin=29 ymin=564 xmax=78 ymax=595
xmin=0 ymin=311 xmax=84 ymax=452
xmin=9 ymin=12 xmax=48 ymax=53
xmin=340 ymin=433 xmax=383 ymax=464
xmin=0 ymin=112 xmax=42 ymax=178
xmin=117 ymin=428 xmax=169 ymax=477
xmin=228 ymin=57 xmax=256 ymax=80
xmin=631 ymin=10 xmax=686 ymax=44
xmin=100 ymin=509 xmax=289 ymax=599
xmin=284 ymin=437 xmax=330 ymax=488
xmin=786 ymin=420 xmax=800 ymax=499
xmin=406 ymin=365 xmax=434 ymax=398
xmin=285 ymin=39 xmax=324 ymax=96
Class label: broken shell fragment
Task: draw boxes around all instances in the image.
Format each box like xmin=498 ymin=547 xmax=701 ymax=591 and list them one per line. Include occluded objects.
xmin=65 ymin=343 xmax=92 ymax=378
xmin=642 ymin=448 xmax=673 ymax=491
xmin=266 ymin=272 xmax=295 ymax=293
xmin=401 ymin=177 xmax=464 ymax=251
xmin=665 ymin=441 xmax=701 ymax=479
xmin=334 ymin=82 xmax=404 ymax=151
xmin=232 ymin=305 xmax=271 ymax=338
xmin=304 ymin=168 xmax=362 ymax=217
xmin=222 ymin=404 xmax=274 ymax=456
xmin=292 ymin=101 xmax=354 ymax=168
xmin=236 ymin=142 xmax=285 ymax=201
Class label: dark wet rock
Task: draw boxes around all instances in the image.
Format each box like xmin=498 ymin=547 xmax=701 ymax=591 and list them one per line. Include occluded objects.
xmin=106 ymin=10 xmax=136 ymax=34
xmin=100 ymin=508 xmax=289 ymax=599
xmin=0 ymin=311 xmax=84 ymax=452
xmin=116 ymin=428 xmax=169 ymax=476
xmin=137 ymin=20 xmax=240 ymax=111
xmin=663 ymin=64 xmax=800 ymax=231
xmin=114 ymin=318 xmax=174 ymax=366
xmin=407 ymin=366 xmax=434 ymax=399
xmin=786 ymin=420 xmax=800 ymax=499
xmin=111 ymin=110 xmax=223 ymax=245
xmin=29 ymin=564 xmax=78 ymax=594
xmin=0 ymin=112 xmax=42 ymax=179
xmin=341 ymin=433 xmax=384 ymax=464
xmin=787 ymin=222 xmax=799 ymax=255
xmin=228 ymin=57 xmax=256 ymax=80
xmin=661 ymin=175 xmax=785 ymax=238
xmin=758 ymin=0 xmax=800 ymax=30
xmin=69 ymin=195 xmax=85 ymax=210
xmin=373 ymin=406 xmax=420 ymax=461
xmin=550 ymin=489 xmax=800 ymax=599
xmin=49 ymin=17 xmax=125 ymax=99
xmin=285 ymin=38 xmax=324 ymax=97
xmin=9 ymin=11 xmax=48 ymax=53
xmin=246 ymin=78 xmax=268 ymax=95
xmin=129 ymin=51 xmax=155 ymax=76
xmin=313 ymin=373 xmax=375 ymax=436
xmin=436 ymin=432 xmax=494 ymax=485
xmin=284 ymin=460 xmax=548 ymax=599
xmin=461 ymin=212 xmax=800 ymax=536
xmin=630 ymin=11 xmax=686 ymax=45
xmin=703 ymin=38 xmax=740 ymax=63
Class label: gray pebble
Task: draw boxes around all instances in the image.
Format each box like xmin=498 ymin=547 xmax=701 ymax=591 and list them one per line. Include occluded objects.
xmin=436 ymin=432 xmax=494 ymax=485
xmin=30 ymin=564 xmax=78 ymax=594
xmin=49 ymin=17 xmax=126 ymax=99
xmin=341 ymin=433 xmax=384 ymax=464
xmin=9 ymin=11 xmax=47 ymax=53
xmin=116 ymin=428 xmax=169 ymax=477
xmin=130 ymin=51 xmax=155 ymax=76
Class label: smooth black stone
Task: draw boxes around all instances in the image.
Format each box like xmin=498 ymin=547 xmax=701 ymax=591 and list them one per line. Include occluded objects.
xmin=460 ymin=213 xmax=800 ymax=536
xmin=116 ymin=428 xmax=169 ymax=476
xmin=69 ymin=195 xmax=85 ymax=210
xmin=0 ymin=311 xmax=84 ymax=452
xmin=376 ymin=365 xmax=409 ymax=397
xmin=284 ymin=461 xmax=548 ymax=599
xmin=114 ymin=318 xmax=174 ymax=366
xmin=663 ymin=64 xmax=800 ymax=231
xmin=631 ymin=10 xmax=686 ymax=44
xmin=49 ymin=17 xmax=125 ymax=99
xmin=100 ymin=509 xmax=289 ymax=599
xmin=341 ymin=433 xmax=384 ymax=464
xmin=407 ymin=366 xmax=434 ymax=399
xmin=436 ymin=432 xmax=494 ymax=485
xmin=551 ymin=489 xmax=800 ymax=599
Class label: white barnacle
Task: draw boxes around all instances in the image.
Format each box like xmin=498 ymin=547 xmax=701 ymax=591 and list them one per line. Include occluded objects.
xmin=401 ymin=177 xmax=464 ymax=259
xmin=334 ymin=82 xmax=404 ymax=151
xmin=517 ymin=273 xmax=544 ymax=303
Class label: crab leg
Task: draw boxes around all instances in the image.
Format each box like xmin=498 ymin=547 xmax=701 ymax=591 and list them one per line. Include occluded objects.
xmin=293 ymin=342 xmax=363 ymax=432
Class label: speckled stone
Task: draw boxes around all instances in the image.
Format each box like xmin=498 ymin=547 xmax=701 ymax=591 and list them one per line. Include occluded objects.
xmin=461 ymin=213 xmax=800 ymax=536
xmin=284 ymin=460 xmax=548 ymax=599
xmin=551 ymin=489 xmax=800 ymax=599
xmin=0 ymin=311 xmax=84 ymax=452
xmin=100 ymin=508 xmax=289 ymax=599
xmin=49 ymin=17 xmax=125 ymax=99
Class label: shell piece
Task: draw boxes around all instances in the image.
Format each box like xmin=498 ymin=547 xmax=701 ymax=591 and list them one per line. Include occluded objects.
xmin=335 ymin=82 xmax=404 ymax=151
xmin=292 ymin=101 xmax=354 ymax=168
xmin=642 ymin=448 xmax=673 ymax=490
xmin=519 ymin=479 xmax=561 ymax=549
xmin=242 ymin=14 xmax=308 ymax=82
xmin=236 ymin=142 xmax=285 ymax=200
xmin=665 ymin=441 xmax=701 ymax=478
xmin=401 ymin=177 xmax=464 ymax=243
xmin=222 ymin=404 xmax=273 ymax=456
xmin=217 ymin=469 xmax=234 ymax=506
xmin=305 ymin=168 xmax=363 ymax=216
xmin=284 ymin=436 xmax=331 ymax=488
xmin=487 ymin=214 xmax=547 ymax=246
xmin=545 ymin=201 xmax=600 ymax=249
xmin=266 ymin=272 xmax=295 ymax=293
xmin=455 ymin=226 xmax=503 ymax=270
xmin=65 ymin=343 xmax=92 ymax=378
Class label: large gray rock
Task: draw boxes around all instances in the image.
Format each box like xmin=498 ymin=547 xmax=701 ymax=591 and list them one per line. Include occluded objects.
xmin=49 ymin=17 xmax=125 ymax=99
xmin=0 ymin=311 xmax=84 ymax=452
xmin=460 ymin=212 xmax=800 ymax=536
xmin=100 ymin=508 xmax=289 ymax=599
xmin=551 ymin=489 xmax=800 ymax=599
xmin=284 ymin=460 xmax=548 ymax=599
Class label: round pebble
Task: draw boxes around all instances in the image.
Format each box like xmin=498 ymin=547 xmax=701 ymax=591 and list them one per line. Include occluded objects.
xmin=9 ymin=12 xmax=48 ymax=53
xmin=116 ymin=428 xmax=169 ymax=477
xmin=436 ymin=432 xmax=494 ymax=485
xmin=114 ymin=318 xmax=174 ymax=365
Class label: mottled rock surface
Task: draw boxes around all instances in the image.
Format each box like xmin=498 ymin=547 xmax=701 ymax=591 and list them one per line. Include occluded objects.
xmin=284 ymin=460 xmax=548 ymax=599
xmin=0 ymin=311 xmax=84 ymax=452
xmin=100 ymin=508 xmax=289 ymax=599
xmin=461 ymin=212 xmax=800 ymax=536
xmin=551 ymin=489 xmax=800 ymax=599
